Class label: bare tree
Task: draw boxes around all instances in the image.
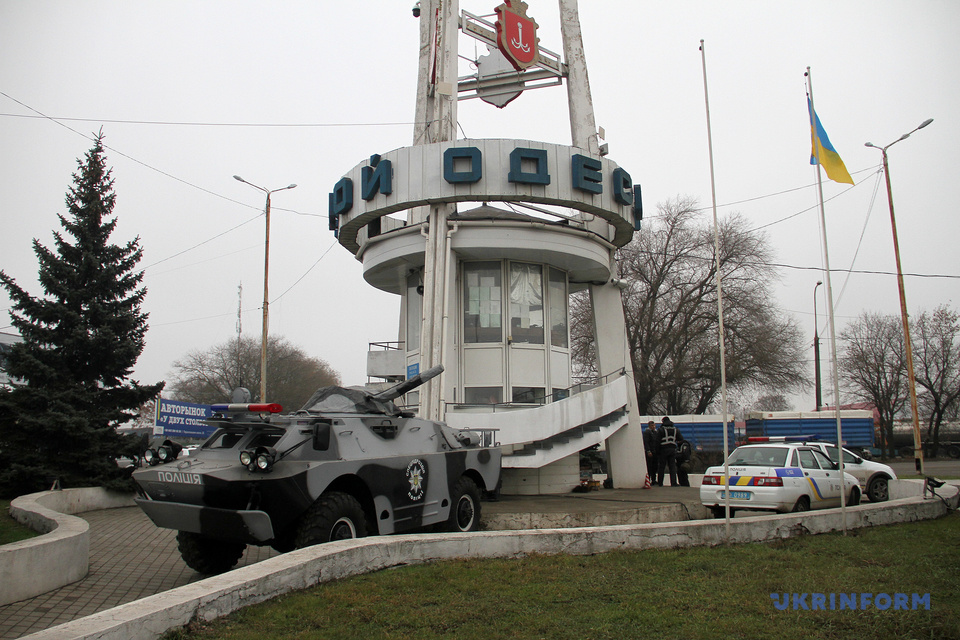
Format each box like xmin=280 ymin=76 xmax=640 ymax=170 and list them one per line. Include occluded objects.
xmin=839 ymin=312 xmax=908 ymax=458
xmin=572 ymin=197 xmax=806 ymax=415
xmin=912 ymin=305 xmax=960 ymax=449
xmin=169 ymin=336 xmax=340 ymax=411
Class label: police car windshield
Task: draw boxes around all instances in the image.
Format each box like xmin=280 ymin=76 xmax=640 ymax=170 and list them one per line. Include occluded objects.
xmin=728 ymin=446 xmax=788 ymax=467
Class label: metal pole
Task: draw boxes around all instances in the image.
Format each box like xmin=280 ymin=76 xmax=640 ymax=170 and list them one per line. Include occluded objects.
xmin=881 ymin=147 xmax=925 ymax=477
xmin=814 ymin=280 xmax=822 ymax=410
xmin=261 ymin=191 xmax=271 ymax=403
xmin=233 ymin=176 xmax=297 ymax=403
xmin=701 ymin=40 xmax=731 ymax=540
xmin=865 ymin=117 xmax=932 ymax=477
xmin=806 ymin=67 xmax=846 ymax=533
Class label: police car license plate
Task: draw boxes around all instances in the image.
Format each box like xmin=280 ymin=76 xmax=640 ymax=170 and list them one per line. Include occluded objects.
xmin=720 ymin=490 xmax=751 ymax=500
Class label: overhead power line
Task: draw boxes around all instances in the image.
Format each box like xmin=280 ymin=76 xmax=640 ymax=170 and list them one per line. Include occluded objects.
xmin=0 ymin=111 xmax=416 ymax=128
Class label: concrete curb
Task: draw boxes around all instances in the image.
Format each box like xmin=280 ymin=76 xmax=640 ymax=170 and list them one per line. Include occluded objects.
xmin=2 ymin=489 xmax=135 ymax=606
xmin=18 ymin=483 xmax=958 ymax=640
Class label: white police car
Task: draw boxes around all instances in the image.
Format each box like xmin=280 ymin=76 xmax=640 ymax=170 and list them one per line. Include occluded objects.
xmin=700 ymin=437 xmax=861 ymax=518
xmin=803 ymin=441 xmax=897 ymax=503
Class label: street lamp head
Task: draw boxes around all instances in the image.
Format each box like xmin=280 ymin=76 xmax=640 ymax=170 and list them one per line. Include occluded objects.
xmin=233 ymin=175 xmax=245 ymax=182
xmin=816 ymin=280 xmax=822 ymax=286
xmin=864 ymin=142 xmax=877 ymax=149
xmin=918 ymin=118 xmax=934 ymax=130
xmin=287 ymin=184 xmax=298 ymax=189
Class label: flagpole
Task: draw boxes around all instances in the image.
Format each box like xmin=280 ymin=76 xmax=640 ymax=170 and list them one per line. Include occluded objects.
xmin=806 ymin=66 xmax=847 ymax=533
xmin=701 ymin=40 xmax=732 ymax=541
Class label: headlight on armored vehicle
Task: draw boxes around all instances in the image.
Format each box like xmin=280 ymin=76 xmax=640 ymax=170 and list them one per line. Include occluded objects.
xmin=144 ymin=440 xmax=183 ymax=466
xmin=157 ymin=440 xmax=183 ymax=462
xmin=255 ymin=446 xmax=277 ymax=471
xmin=240 ymin=446 xmax=277 ymax=472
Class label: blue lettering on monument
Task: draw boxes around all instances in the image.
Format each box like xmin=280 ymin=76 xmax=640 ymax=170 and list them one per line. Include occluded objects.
xmin=330 ymin=177 xmax=353 ymax=217
xmin=632 ymin=183 xmax=643 ymax=230
xmin=443 ymin=146 xmax=483 ymax=184
xmin=328 ymin=143 xmax=640 ymax=237
xmin=361 ymin=154 xmax=393 ymax=201
xmin=508 ymin=147 xmax=551 ymax=185
xmin=571 ymin=154 xmax=603 ymax=194
xmin=612 ymin=167 xmax=633 ymax=206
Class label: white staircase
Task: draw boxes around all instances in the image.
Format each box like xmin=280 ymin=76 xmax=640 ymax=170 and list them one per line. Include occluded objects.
xmin=444 ymin=374 xmax=631 ymax=469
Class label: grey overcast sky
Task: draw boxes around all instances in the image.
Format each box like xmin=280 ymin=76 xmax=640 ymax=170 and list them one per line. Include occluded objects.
xmin=2 ymin=1 xmax=958 ymax=410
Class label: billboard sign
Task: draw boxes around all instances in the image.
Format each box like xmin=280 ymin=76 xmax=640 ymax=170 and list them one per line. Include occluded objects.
xmin=155 ymin=399 xmax=215 ymax=439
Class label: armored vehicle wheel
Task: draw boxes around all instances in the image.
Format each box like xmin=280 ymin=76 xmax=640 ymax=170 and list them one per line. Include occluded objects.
xmin=176 ymin=531 xmax=246 ymax=574
xmin=443 ymin=476 xmax=481 ymax=532
xmin=295 ymin=492 xmax=367 ymax=548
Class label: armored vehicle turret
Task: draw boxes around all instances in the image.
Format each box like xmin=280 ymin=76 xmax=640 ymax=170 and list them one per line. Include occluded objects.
xmin=133 ymin=366 xmax=501 ymax=574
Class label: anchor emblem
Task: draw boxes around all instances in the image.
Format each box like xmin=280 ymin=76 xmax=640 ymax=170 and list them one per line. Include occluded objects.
xmin=495 ymin=0 xmax=539 ymax=71
xmin=511 ymin=22 xmax=531 ymax=54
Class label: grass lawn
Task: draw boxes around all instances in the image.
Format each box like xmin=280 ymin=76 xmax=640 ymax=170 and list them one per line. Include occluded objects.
xmin=0 ymin=499 xmax=40 ymax=545
xmin=165 ymin=512 xmax=960 ymax=640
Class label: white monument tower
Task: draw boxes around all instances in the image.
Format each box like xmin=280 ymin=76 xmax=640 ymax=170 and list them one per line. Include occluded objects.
xmin=329 ymin=0 xmax=648 ymax=493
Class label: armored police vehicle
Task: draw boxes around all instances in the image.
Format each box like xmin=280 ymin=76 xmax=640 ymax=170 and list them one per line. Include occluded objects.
xmin=133 ymin=366 xmax=501 ymax=574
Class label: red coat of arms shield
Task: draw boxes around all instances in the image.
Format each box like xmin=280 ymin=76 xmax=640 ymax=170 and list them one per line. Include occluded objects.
xmin=495 ymin=1 xmax=539 ymax=71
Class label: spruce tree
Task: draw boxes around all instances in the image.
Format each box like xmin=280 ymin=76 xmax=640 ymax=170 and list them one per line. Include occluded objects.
xmin=0 ymin=133 xmax=163 ymax=497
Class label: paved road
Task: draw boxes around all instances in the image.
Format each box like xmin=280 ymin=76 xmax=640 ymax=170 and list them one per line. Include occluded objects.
xmin=0 ymin=508 xmax=278 ymax=640
xmin=887 ymin=458 xmax=960 ymax=478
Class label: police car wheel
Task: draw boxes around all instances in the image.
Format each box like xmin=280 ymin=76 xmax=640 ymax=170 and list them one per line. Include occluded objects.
xmin=710 ymin=506 xmax=735 ymax=519
xmin=295 ymin=492 xmax=368 ymax=548
xmin=444 ymin=476 xmax=481 ymax=532
xmin=176 ymin=531 xmax=246 ymax=575
xmin=791 ymin=496 xmax=810 ymax=513
xmin=867 ymin=477 xmax=889 ymax=502
xmin=848 ymin=487 xmax=861 ymax=506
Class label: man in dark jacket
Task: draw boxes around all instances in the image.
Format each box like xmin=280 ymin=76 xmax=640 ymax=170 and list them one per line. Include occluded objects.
xmin=643 ymin=420 xmax=659 ymax=484
xmin=656 ymin=417 xmax=685 ymax=487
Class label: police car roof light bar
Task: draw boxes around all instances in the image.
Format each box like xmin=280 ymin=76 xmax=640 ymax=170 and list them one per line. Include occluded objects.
xmin=746 ymin=435 xmax=820 ymax=443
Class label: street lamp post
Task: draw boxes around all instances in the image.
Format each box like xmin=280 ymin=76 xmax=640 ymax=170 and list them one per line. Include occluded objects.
xmin=813 ymin=280 xmax=823 ymax=411
xmin=864 ymin=117 xmax=933 ymax=474
xmin=233 ymin=175 xmax=297 ymax=403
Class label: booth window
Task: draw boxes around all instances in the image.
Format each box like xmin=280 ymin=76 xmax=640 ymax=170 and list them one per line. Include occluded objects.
xmin=406 ymin=271 xmax=421 ymax=351
xmin=548 ymin=267 xmax=568 ymax=348
xmin=464 ymin=387 xmax=502 ymax=405
xmin=512 ymin=387 xmax=546 ymax=404
xmin=509 ymin=263 xmax=543 ymax=344
xmin=464 ymin=262 xmax=502 ymax=343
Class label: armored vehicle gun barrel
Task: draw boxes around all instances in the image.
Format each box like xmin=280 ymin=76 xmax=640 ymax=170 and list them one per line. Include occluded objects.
xmin=369 ymin=365 xmax=443 ymax=403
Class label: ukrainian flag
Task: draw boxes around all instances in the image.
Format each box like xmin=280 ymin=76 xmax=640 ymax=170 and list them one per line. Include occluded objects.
xmin=808 ymin=98 xmax=854 ymax=185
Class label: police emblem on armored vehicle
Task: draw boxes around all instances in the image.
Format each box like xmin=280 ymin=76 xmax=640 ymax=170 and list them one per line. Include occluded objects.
xmin=132 ymin=366 xmax=501 ymax=574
